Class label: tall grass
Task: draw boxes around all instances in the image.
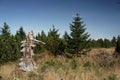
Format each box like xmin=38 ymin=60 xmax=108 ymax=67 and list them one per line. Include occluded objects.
xmin=0 ymin=48 xmax=120 ymax=80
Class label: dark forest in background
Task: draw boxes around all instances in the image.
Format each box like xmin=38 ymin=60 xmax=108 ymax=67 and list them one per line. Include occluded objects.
xmin=0 ymin=14 xmax=120 ymax=65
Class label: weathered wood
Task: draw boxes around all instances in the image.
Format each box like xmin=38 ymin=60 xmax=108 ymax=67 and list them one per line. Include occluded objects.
xmin=19 ymin=31 xmax=45 ymax=72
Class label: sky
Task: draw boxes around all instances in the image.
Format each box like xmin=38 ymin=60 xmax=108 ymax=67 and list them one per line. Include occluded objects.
xmin=0 ymin=0 xmax=120 ymax=39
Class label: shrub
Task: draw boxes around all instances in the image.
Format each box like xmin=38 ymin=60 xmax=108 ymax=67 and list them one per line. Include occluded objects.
xmin=104 ymin=74 xmax=118 ymax=80
xmin=83 ymin=61 xmax=94 ymax=70
xmin=28 ymin=71 xmax=37 ymax=80
xmin=70 ymin=59 xmax=79 ymax=69
xmin=0 ymin=76 xmax=3 ymax=80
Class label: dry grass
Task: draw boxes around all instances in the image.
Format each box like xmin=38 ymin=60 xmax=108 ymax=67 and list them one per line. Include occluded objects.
xmin=0 ymin=48 xmax=120 ymax=80
xmin=89 ymin=47 xmax=115 ymax=56
xmin=0 ymin=62 xmax=16 ymax=80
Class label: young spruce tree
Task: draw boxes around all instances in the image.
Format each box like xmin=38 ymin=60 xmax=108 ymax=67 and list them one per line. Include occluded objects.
xmin=0 ymin=22 xmax=20 ymax=64
xmin=111 ymin=36 xmax=116 ymax=47
xmin=35 ymin=30 xmax=47 ymax=53
xmin=15 ymin=27 xmax=26 ymax=41
xmin=115 ymin=36 xmax=120 ymax=53
xmin=46 ymin=25 xmax=65 ymax=56
xmin=65 ymin=14 xmax=90 ymax=55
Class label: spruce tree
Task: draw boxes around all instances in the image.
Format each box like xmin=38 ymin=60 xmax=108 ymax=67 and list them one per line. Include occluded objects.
xmin=103 ymin=38 xmax=111 ymax=48
xmin=0 ymin=22 xmax=10 ymax=37
xmin=90 ymin=39 xmax=97 ymax=48
xmin=63 ymin=31 xmax=70 ymax=51
xmin=47 ymin=26 xmax=60 ymax=55
xmin=35 ymin=30 xmax=47 ymax=53
xmin=15 ymin=27 xmax=26 ymax=40
xmin=66 ymin=14 xmax=90 ymax=55
xmin=96 ymin=38 xmax=104 ymax=47
xmin=115 ymin=36 xmax=120 ymax=53
xmin=15 ymin=27 xmax=26 ymax=57
xmin=0 ymin=23 xmax=21 ymax=64
xmin=46 ymin=26 xmax=65 ymax=56
xmin=64 ymin=31 xmax=69 ymax=42
xmin=111 ymin=36 xmax=116 ymax=47
xmin=0 ymin=22 xmax=11 ymax=63
xmin=40 ymin=30 xmax=47 ymax=42
xmin=0 ymin=22 xmax=20 ymax=64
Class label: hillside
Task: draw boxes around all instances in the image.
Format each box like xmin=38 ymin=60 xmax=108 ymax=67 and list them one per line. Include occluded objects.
xmin=1 ymin=48 xmax=120 ymax=80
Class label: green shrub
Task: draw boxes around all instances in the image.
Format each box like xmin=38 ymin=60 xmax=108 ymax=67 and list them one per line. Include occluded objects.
xmin=41 ymin=60 xmax=63 ymax=73
xmin=70 ymin=59 xmax=79 ymax=69
xmin=0 ymin=76 xmax=3 ymax=80
xmin=28 ymin=71 xmax=37 ymax=80
xmin=104 ymin=74 xmax=118 ymax=80
xmin=83 ymin=61 xmax=94 ymax=70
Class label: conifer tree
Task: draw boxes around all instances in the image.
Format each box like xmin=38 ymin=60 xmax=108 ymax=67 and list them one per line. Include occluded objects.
xmin=63 ymin=31 xmax=70 ymax=51
xmin=46 ymin=26 xmax=65 ymax=56
xmin=15 ymin=27 xmax=26 ymax=40
xmin=0 ymin=22 xmax=11 ymax=63
xmin=0 ymin=22 xmax=20 ymax=64
xmin=64 ymin=31 xmax=69 ymax=42
xmin=96 ymin=38 xmax=104 ymax=47
xmin=103 ymin=38 xmax=111 ymax=48
xmin=65 ymin=14 xmax=90 ymax=55
xmin=90 ymin=39 xmax=97 ymax=48
xmin=0 ymin=22 xmax=10 ymax=36
xmin=35 ymin=30 xmax=47 ymax=53
xmin=115 ymin=36 xmax=120 ymax=53
xmin=15 ymin=27 xmax=26 ymax=57
xmin=111 ymin=36 xmax=116 ymax=47
xmin=40 ymin=30 xmax=46 ymax=39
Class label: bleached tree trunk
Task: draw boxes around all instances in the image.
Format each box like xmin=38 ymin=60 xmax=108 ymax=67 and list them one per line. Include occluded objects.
xmin=19 ymin=31 xmax=45 ymax=71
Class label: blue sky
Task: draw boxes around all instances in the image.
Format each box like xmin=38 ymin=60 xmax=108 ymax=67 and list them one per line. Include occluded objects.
xmin=0 ymin=0 xmax=120 ymax=39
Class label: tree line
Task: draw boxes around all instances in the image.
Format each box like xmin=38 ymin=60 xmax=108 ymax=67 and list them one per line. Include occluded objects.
xmin=0 ymin=14 xmax=120 ymax=65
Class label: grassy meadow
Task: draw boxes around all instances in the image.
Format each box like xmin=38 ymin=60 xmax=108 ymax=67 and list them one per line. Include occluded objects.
xmin=1 ymin=48 xmax=120 ymax=80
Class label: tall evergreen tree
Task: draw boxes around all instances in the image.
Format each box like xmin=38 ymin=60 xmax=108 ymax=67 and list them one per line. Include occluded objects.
xmin=0 ymin=23 xmax=20 ymax=64
xmin=111 ymin=36 xmax=116 ymax=47
xmin=0 ymin=22 xmax=10 ymax=37
xmin=63 ymin=31 xmax=70 ymax=51
xmin=15 ymin=27 xmax=26 ymax=57
xmin=103 ymin=38 xmax=111 ymax=48
xmin=65 ymin=14 xmax=90 ymax=55
xmin=35 ymin=30 xmax=47 ymax=54
xmin=15 ymin=27 xmax=26 ymax=40
xmin=63 ymin=31 xmax=69 ymax=42
xmin=0 ymin=22 xmax=11 ymax=64
xmin=96 ymin=38 xmax=104 ymax=47
xmin=115 ymin=36 xmax=120 ymax=53
xmin=90 ymin=39 xmax=97 ymax=48
xmin=46 ymin=26 xmax=65 ymax=56
xmin=40 ymin=30 xmax=47 ymax=42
